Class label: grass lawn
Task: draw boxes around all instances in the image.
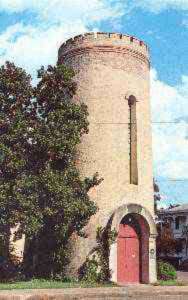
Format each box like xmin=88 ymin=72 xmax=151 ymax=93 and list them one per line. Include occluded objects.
xmin=0 ymin=279 xmax=117 ymax=290
xmin=154 ymin=280 xmax=185 ymax=286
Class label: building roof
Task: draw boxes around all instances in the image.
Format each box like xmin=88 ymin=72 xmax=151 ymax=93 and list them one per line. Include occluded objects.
xmin=159 ymin=203 xmax=188 ymax=215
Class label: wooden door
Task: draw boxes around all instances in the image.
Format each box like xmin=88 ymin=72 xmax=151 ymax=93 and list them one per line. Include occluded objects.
xmin=117 ymin=223 xmax=140 ymax=283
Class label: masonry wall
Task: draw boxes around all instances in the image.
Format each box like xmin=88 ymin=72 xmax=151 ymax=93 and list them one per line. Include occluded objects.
xmin=58 ymin=32 xmax=154 ymax=276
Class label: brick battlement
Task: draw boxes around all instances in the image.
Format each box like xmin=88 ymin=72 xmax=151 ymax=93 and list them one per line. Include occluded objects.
xmin=58 ymin=32 xmax=149 ymax=62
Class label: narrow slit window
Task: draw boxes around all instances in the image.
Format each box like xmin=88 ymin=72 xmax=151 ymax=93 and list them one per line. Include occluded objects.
xmin=128 ymin=95 xmax=138 ymax=185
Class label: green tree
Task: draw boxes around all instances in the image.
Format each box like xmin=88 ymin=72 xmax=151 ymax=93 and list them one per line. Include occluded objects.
xmin=156 ymin=223 xmax=177 ymax=257
xmin=0 ymin=62 xmax=101 ymax=278
xmin=0 ymin=62 xmax=34 ymax=259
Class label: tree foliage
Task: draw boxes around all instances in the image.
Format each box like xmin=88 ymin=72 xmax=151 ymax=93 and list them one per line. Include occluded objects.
xmin=0 ymin=62 xmax=102 ymax=278
xmin=156 ymin=223 xmax=177 ymax=257
xmin=0 ymin=62 xmax=34 ymax=257
xmin=153 ymin=179 xmax=161 ymax=213
xmin=79 ymin=225 xmax=117 ymax=283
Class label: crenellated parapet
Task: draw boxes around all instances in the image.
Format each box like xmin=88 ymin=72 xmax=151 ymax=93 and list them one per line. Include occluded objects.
xmin=58 ymin=32 xmax=150 ymax=67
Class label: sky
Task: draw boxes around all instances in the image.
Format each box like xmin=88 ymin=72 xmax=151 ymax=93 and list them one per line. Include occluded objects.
xmin=0 ymin=0 xmax=188 ymax=208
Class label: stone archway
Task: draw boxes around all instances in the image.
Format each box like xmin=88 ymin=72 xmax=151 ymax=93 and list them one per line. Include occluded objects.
xmin=109 ymin=203 xmax=157 ymax=284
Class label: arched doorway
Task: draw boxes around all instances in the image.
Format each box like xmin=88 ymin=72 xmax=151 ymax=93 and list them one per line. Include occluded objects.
xmin=117 ymin=213 xmax=150 ymax=284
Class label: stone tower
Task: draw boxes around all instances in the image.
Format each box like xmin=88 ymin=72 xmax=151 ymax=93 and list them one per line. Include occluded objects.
xmin=58 ymin=32 xmax=157 ymax=284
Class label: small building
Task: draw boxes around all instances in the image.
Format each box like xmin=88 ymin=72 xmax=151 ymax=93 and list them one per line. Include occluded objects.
xmin=158 ymin=204 xmax=188 ymax=262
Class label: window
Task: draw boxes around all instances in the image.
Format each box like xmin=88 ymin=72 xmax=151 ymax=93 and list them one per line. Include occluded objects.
xmin=128 ymin=95 xmax=138 ymax=185
xmin=175 ymin=217 xmax=180 ymax=230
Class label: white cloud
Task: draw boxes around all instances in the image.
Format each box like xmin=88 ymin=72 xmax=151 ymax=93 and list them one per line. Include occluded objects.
xmin=0 ymin=0 xmax=124 ymax=22
xmin=135 ymin=0 xmax=188 ymax=13
xmin=39 ymin=0 xmax=124 ymax=24
xmin=157 ymin=201 xmax=168 ymax=209
xmin=0 ymin=0 xmax=29 ymax=13
xmin=1 ymin=0 xmax=187 ymax=16
xmin=151 ymin=69 xmax=188 ymax=179
xmin=0 ymin=22 xmax=88 ymax=78
xmin=182 ymin=18 xmax=188 ymax=27
xmin=0 ymin=0 xmax=125 ymax=78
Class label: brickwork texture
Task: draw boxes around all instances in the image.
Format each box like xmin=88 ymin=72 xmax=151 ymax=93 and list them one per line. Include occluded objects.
xmin=58 ymin=32 xmax=156 ymax=282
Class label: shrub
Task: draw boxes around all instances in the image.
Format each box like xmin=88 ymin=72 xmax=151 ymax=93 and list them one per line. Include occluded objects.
xmin=157 ymin=260 xmax=177 ymax=281
xmin=79 ymin=226 xmax=117 ymax=283
xmin=80 ymin=255 xmax=101 ymax=283
xmin=0 ymin=258 xmax=23 ymax=283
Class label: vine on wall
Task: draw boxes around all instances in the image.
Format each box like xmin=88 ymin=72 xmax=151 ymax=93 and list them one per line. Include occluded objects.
xmin=80 ymin=225 xmax=117 ymax=283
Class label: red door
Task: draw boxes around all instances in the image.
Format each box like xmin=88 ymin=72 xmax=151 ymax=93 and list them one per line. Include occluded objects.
xmin=117 ymin=223 xmax=140 ymax=283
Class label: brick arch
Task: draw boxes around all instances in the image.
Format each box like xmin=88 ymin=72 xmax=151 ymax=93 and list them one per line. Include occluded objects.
xmin=109 ymin=203 xmax=157 ymax=283
xmin=111 ymin=203 xmax=157 ymax=236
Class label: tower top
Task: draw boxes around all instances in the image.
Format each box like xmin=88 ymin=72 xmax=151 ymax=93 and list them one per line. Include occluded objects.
xmin=58 ymin=32 xmax=150 ymax=65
